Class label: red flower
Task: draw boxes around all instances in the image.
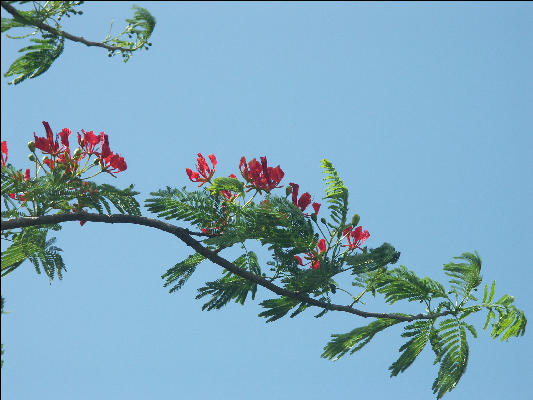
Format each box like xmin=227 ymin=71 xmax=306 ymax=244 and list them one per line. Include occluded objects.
xmin=186 ymin=153 xmax=217 ymax=186
xmin=23 ymin=169 xmax=30 ymax=181
xmin=101 ymin=153 xmax=127 ymax=174
xmin=342 ymin=225 xmax=370 ymax=250
xmin=1 ymin=141 xmax=7 ymax=166
xmin=77 ymin=130 xmax=102 ymax=155
xmin=289 ymin=182 xmax=321 ymax=215
xmin=34 ymin=121 xmax=69 ymax=156
xmin=240 ymin=156 xmax=284 ymax=193
xmin=294 ymin=238 xmax=327 ymax=269
xmin=96 ymin=133 xmax=127 ymax=175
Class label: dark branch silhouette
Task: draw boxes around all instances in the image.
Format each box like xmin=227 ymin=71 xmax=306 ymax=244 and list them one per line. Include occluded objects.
xmin=1 ymin=212 xmax=453 ymax=323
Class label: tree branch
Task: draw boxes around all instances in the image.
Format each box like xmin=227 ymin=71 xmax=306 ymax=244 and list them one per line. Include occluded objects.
xmin=1 ymin=1 xmax=135 ymax=53
xmin=1 ymin=213 xmax=453 ymax=322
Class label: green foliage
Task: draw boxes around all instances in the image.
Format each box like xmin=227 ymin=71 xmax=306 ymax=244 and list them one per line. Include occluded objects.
xmin=1 ymin=226 xmax=65 ymax=281
xmin=106 ymin=5 xmax=156 ymax=61
xmin=480 ymin=282 xmax=527 ymax=340
xmin=3 ymin=33 xmax=64 ymax=85
xmin=430 ymin=318 xmax=474 ymax=399
xmin=375 ymin=265 xmax=447 ymax=305
xmin=207 ymin=177 xmax=245 ymax=197
xmin=2 ymin=2 xmax=155 ymax=84
xmin=443 ymin=251 xmax=482 ymax=303
xmin=162 ymin=253 xmax=206 ymax=293
xmin=344 ymin=242 xmax=401 ymax=274
xmin=258 ymin=296 xmax=303 ymax=322
xmin=322 ymin=318 xmax=403 ymax=360
xmin=389 ymin=319 xmax=434 ymax=376
xmin=145 ymin=187 xmax=220 ymax=227
xmin=320 ymin=159 xmax=349 ymax=230
xmin=196 ymin=252 xmax=261 ymax=310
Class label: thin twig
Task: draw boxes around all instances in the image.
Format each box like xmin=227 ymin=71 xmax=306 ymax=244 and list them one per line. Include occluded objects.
xmin=1 ymin=213 xmax=453 ymax=322
xmin=1 ymin=1 xmax=135 ymax=53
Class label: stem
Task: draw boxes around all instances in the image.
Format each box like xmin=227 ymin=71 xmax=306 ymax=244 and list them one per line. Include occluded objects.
xmin=1 ymin=1 xmax=136 ymax=53
xmin=1 ymin=213 xmax=454 ymax=323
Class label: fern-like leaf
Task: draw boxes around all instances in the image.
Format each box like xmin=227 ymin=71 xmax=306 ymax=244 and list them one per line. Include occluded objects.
xmin=322 ymin=318 xmax=403 ymax=361
xmin=196 ymin=252 xmax=261 ymax=310
xmin=431 ymin=318 xmax=473 ymax=399
xmin=376 ymin=266 xmax=446 ymax=304
xmin=443 ymin=251 xmax=482 ymax=302
xmin=321 ymin=159 xmax=349 ymax=230
xmin=389 ymin=319 xmax=434 ymax=376
xmin=4 ymin=34 xmax=64 ymax=85
xmin=162 ymin=253 xmax=205 ymax=293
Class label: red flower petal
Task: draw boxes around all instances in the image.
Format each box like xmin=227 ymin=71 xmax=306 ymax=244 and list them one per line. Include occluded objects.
xmin=312 ymin=202 xmax=321 ymax=215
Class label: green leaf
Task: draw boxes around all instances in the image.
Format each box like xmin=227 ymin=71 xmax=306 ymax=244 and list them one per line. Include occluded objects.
xmin=258 ymin=297 xmax=301 ymax=323
xmin=343 ymin=242 xmax=401 ymax=274
xmin=207 ymin=177 xmax=244 ymax=196
xmin=4 ymin=35 xmax=64 ymax=85
xmin=322 ymin=318 xmax=403 ymax=360
xmin=389 ymin=319 xmax=434 ymax=376
xmin=145 ymin=187 xmax=220 ymax=227
xmin=320 ymin=159 xmax=349 ymax=230
xmin=196 ymin=252 xmax=261 ymax=310
xmin=375 ymin=265 xmax=446 ymax=304
xmin=443 ymin=251 xmax=482 ymax=301
xmin=1 ymin=227 xmax=65 ymax=281
xmin=431 ymin=318 xmax=471 ymax=399
xmin=485 ymin=294 xmax=527 ymax=341
xmin=162 ymin=253 xmax=205 ymax=293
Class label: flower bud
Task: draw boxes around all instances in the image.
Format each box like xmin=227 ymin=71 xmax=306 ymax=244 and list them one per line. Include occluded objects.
xmin=351 ymin=214 xmax=360 ymax=227
xmin=27 ymin=141 xmax=35 ymax=152
xmin=320 ymin=217 xmax=327 ymax=224
xmin=285 ymin=185 xmax=292 ymax=197
xmin=28 ymin=154 xmax=36 ymax=161
xmin=94 ymin=157 xmax=100 ymax=165
xmin=311 ymin=213 xmax=317 ymax=222
xmin=73 ymin=147 xmax=82 ymax=158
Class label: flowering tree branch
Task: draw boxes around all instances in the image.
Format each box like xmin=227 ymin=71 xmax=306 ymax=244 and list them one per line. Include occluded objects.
xmin=0 ymin=212 xmax=452 ymax=323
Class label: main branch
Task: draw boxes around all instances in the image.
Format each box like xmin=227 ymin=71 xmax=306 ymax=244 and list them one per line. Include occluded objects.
xmin=1 ymin=213 xmax=452 ymax=322
xmin=1 ymin=1 xmax=135 ymax=53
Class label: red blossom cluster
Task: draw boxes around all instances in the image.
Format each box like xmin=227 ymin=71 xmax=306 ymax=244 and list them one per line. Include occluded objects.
xmin=31 ymin=121 xmax=126 ymax=175
xmin=342 ymin=225 xmax=370 ymax=250
xmin=186 ymin=153 xmax=371 ymax=270
xmin=2 ymin=123 xmax=127 ymax=226
xmin=294 ymin=239 xmax=327 ymax=269
xmin=289 ymin=182 xmax=320 ymax=215
xmin=1 ymin=141 xmax=8 ymax=166
xmin=239 ymin=156 xmax=284 ymax=193
xmin=185 ymin=153 xmax=217 ymax=186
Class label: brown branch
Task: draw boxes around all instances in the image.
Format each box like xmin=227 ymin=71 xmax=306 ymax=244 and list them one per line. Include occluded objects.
xmin=1 ymin=213 xmax=453 ymax=322
xmin=1 ymin=1 xmax=135 ymax=53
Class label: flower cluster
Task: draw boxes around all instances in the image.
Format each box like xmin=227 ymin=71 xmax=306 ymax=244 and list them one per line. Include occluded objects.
xmin=294 ymin=239 xmax=327 ymax=269
xmin=30 ymin=121 xmax=127 ymax=176
xmin=289 ymin=182 xmax=320 ymax=215
xmin=185 ymin=153 xmax=331 ymax=268
xmin=342 ymin=225 xmax=370 ymax=250
xmin=185 ymin=153 xmax=217 ymax=186
xmin=2 ymin=122 xmax=128 ymax=225
xmin=239 ymin=156 xmax=284 ymax=193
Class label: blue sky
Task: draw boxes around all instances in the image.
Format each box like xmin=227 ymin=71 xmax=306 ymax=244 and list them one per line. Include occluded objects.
xmin=1 ymin=2 xmax=532 ymax=399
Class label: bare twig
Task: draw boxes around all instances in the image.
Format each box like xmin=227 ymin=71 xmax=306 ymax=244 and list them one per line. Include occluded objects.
xmin=1 ymin=213 xmax=453 ymax=322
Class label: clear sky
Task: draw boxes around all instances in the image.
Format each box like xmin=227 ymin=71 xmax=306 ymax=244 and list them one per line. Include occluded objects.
xmin=1 ymin=2 xmax=532 ymax=399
